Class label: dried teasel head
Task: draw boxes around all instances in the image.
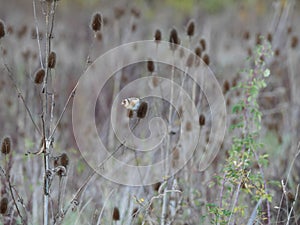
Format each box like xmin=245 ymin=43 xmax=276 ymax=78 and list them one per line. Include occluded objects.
xmin=169 ymin=28 xmax=180 ymax=51
xmin=0 ymin=19 xmax=6 ymax=39
xmin=199 ymin=38 xmax=206 ymax=51
xmin=154 ymin=29 xmax=162 ymax=43
xmin=147 ymin=59 xmax=155 ymax=73
xmin=0 ymin=197 xmax=8 ymax=214
xmin=90 ymin=12 xmax=102 ymax=32
xmin=34 ymin=68 xmax=45 ymax=84
xmin=199 ymin=114 xmax=205 ymax=126
xmin=186 ymin=19 xmax=195 ymax=37
xmin=48 ymin=51 xmax=56 ymax=69
xmin=112 ymin=207 xmax=120 ymax=221
xmin=194 ymin=46 xmax=202 ymax=58
xmin=1 ymin=136 xmax=11 ymax=155
xmin=137 ymin=102 xmax=148 ymax=119
xmin=291 ymin=36 xmax=298 ymax=49
xmin=202 ymin=54 xmax=210 ymax=66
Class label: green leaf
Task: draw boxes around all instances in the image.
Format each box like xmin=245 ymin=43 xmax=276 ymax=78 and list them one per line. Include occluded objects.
xmin=264 ymin=69 xmax=270 ymax=77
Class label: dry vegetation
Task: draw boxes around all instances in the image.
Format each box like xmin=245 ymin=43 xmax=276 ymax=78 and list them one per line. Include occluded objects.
xmin=0 ymin=0 xmax=300 ymax=224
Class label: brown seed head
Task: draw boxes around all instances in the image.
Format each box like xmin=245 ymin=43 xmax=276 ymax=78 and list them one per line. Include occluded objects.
xmin=195 ymin=46 xmax=202 ymax=58
xmin=128 ymin=109 xmax=133 ymax=118
xmin=287 ymin=26 xmax=292 ymax=34
xmin=137 ymin=102 xmax=148 ymax=119
xmin=291 ymin=36 xmax=298 ymax=49
xmin=187 ymin=19 xmax=195 ymax=37
xmin=34 ymin=68 xmax=45 ymax=84
xmin=60 ymin=153 xmax=69 ymax=167
xmin=0 ymin=19 xmax=6 ymax=39
xmin=1 ymin=137 xmax=11 ymax=155
xmin=202 ymin=54 xmax=210 ymax=66
xmin=90 ymin=12 xmax=102 ymax=32
xmin=169 ymin=28 xmax=180 ymax=51
xmin=0 ymin=197 xmax=8 ymax=214
xmin=147 ymin=59 xmax=155 ymax=73
xmin=186 ymin=53 xmax=194 ymax=68
xmin=199 ymin=38 xmax=206 ymax=51
xmin=48 ymin=51 xmax=56 ymax=69
xmin=154 ymin=29 xmax=161 ymax=43
xmin=112 ymin=207 xmax=120 ymax=221
xmin=243 ymin=31 xmax=250 ymax=40
xmin=199 ymin=114 xmax=205 ymax=126
xmin=274 ymin=48 xmax=280 ymax=56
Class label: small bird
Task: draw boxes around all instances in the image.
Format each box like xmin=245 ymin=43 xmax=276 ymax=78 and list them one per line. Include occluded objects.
xmin=121 ymin=97 xmax=141 ymax=111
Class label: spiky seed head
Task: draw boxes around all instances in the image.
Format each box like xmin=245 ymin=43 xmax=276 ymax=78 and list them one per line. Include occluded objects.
xmin=223 ymin=80 xmax=230 ymax=94
xmin=187 ymin=19 xmax=195 ymax=37
xmin=90 ymin=12 xmax=102 ymax=32
xmin=34 ymin=68 xmax=45 ymax=84
xmin=154 ymin=29 xmax=161 ymax=43
xmin=147 ymin=59 xmax=154 ymax=73
xmin=202 ymin=54 xmax=210 ymax=66
xmin=169 ymin=28 xmax=180 ymax=51
xmin=137 ymin=102 xmax=148 ymax=119
xmin=291 ymin=36 xmax=298 ymax=49
xmin=199 ymin=38 xmax=206 ymax=51
xmin=199 ymin=114 xmax=205 ymax=126
xmin=0 ymin=197 xmax=8 ymax=214
xmin=112 ymin=207 xmax=120 ymax=221
xmin=1 ymin=137 xmax=11 ymax=155
xmin=48 ymin=51 xmax=56 ymax=69
xmin=0 ymin=19 xmax=6 ymax=39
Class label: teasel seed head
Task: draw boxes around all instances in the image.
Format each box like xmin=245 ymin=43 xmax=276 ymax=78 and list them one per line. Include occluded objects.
xmin=0 ymin=197 xmax=8 ymax=214
xmin=291 ymin=36 xmax=298 ymax=49
xmin=137 ymin=102 xmax=148 ymax=119
xmin=147 ymin=59 xmax=155 ymax=73
xmin=186 ymin=19 xmax=195 ymax=37
xmin=195 ymin=46 xmax=202 ymax=58
xmin=131 ymin=23 xmax=137 ymax=32
xmin=202 ymin=54 xmax=210 ymax=66
xmin=112 ymin=207 xmax=120 ymax=221
xmin=169 ymin=28 xmax=180 ymax=51
xmin=1 ymin=136 xmax=11 ymax=155
xmin=199 ymin=114 xmax=205 ymax=126
xmin=199 ymin=38 xmax=206 ymax=51
xmin=154 ymin=29 xmax=162 ymax=43
xmin=34 ymin=68 xmax=45 ymax=84
xmin=48 ymin=51 xmax=56 ymax=69
xmin=267 ymin=32 xmax=272 ymax=43
xmin=90 ymin=12 xmax=102 ymax=32
xmin=186 ymin=53 xmax=194 ymax=68
xmin=223 ymin=80 xmax=230 ymax=94
xmin=0 ymin=19 xmax=6 ymax=39
xmin=287 ymin=26 xmax=292 ymax=35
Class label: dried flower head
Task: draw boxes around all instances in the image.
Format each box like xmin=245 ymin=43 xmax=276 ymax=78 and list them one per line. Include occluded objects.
xmin=0 ymin=197 xmax=8 ymax=214
xmin=48 ymin=51 xmax=56 ymax=69
xmin=112 ymin=207 xmax=120 ymax=221
xmin=199 ymin=38 xmax=206 ymax=51
xmin=147 ymin=59 xmax=155 ymax=73
xmin=199 ymin=114 xmax=205 ymax=126
xmin=287 ymin=26 xmax=292 ymax=35
xmin=0 ymin=19 xmax=6 ymax=39
xmin=202 ymin=54 xmax=210 ymax=66
xmin=1 ymin=136 xmax=11 ymax=155
xmin=169 ymin=28 xmax=180 ymax=51
xmin=291 ymin=36 xmax=298 ymax=49
xmin=154 ymin=29 xmax=162 ymax=43
xmin=90 ymin=12 xmax=102 ymax=32
xmin=34 ymin=68 xmax=45 ymax=84
xmin=137 ymin=102 xmax=148 ymax=119
xmin=195 ymin=46 xmax=202 ymax=58
xmin=131 ymin=23 xmax=137 ymax=32
xmin=186 ymin=19 xmax=195 ymax=37
xmin=60 ymin=153 xmax=69 ymax=167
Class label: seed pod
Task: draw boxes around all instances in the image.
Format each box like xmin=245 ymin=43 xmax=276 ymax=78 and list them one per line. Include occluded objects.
xmin=0 ymin=19 xmax=6 ymax=39
xmin=0 ymin=197 xmax=8 ymax=214
xmin=60 ymin=153 xmax=69 ymax=167
xmin=34 ymin=68 xmax=45 ymax=84
xmin=186 ymin=19 xmax=195 ymax=37
xmin=291 ymin=36 xmax=298 ymax=49
xmin=154 ymin=29 xmax=162 ymax=43
xmin=199 ymin=38 xmax=206 ymax=51
xmin=202 ymin=54 xmax=210 ymax=66
xmin=90 ymin=12 xmax=102 ymax=32
xmin=137 ymin=102 xmax=148 ymax=119
xmin=199 ymin=114 xmax=205 ymax=126
xmin=48 ymin=51 xmax=56 ymax=68
xmin=194 ymin=46 xmax=202 ymax=58
xmin=169 ymin=28 xmax=180 ymax=51
xmin=1 ymin=136 xmax=11 ymax=155
xmin=112 ymin=207 xmax=120 ymax=221
xmin=147 ymin=59 xmax=154 ymax=73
